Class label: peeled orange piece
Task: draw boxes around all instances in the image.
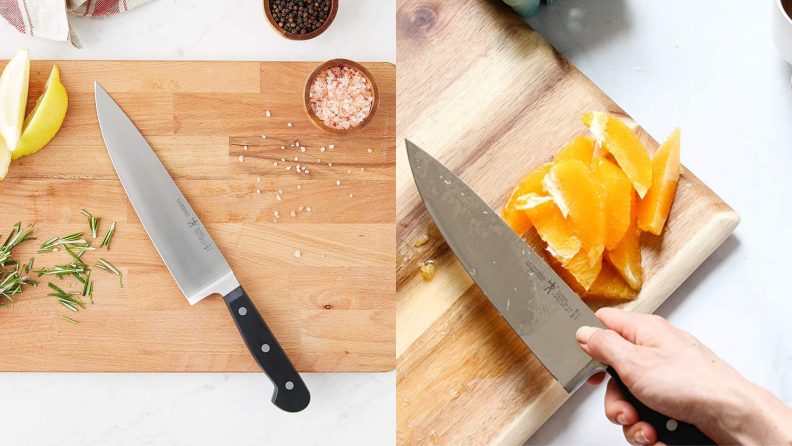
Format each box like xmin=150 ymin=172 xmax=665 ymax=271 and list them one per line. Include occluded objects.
xmin=638 ymin=128 xmax=681 ymax=235
xmin=543 ymin=160 xmax=607 ymax=266
xmin=582 ymin=111 xmax=653 ymax=198
xmin=554 ymin=135 xmax=595 ymax=166
xmin=585 ymin=262 xmax=639 ymax=300
xmin=501 ymin=163 xmax=552 ymax=236
xmin=605 ymin=191 xmax=644 ymax=290
xmin=592 ymin=157 xmax=633 ymax=250
xmin=516 ymin=193 xmax=581 ymax=261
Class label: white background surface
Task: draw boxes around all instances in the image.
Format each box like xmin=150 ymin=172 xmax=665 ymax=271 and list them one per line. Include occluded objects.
xmin=0 ymin=1 xmax=395 ymax=445
xmin=526 ymin=0 xmax=792 ymax=444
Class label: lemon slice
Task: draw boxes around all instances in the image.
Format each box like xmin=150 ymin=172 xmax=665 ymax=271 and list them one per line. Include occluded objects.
xmin=0 ymin=136 xmax=10 ymax=180
xmin=12 ymin=65 xmax=68 ymax=159
xmin=0 ymin=49 xmax=30 ymax=152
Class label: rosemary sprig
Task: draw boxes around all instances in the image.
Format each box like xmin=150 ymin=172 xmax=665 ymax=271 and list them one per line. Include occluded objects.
xmin=94 ymin=258 xmax=122 ymax=288
xmin=60 ymin=315 xmax=78 ymax=324
xmin=39 ymin=236 xmax=58 ymax=250
xmin=0 ymin=222 xmax=34 ymax=267
xmin=82 ymin=270 xmax=91 ymax=296
xmin=32 ymin=265 xmax=87 ymax=278
xmin=81 ymin=210 xmax=99 ymax=239
xmin=26 ymin=257 xmax=34 ymax=274
xmin=0 ymin=269 xmax=37 ymax=302
xmin=100 ymin=222 xmax=115 ymax=250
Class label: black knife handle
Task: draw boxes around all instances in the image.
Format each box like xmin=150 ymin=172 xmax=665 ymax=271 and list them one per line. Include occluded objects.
xmin=606 ymin=366 xmax=715 ymax=445
xmin=223 ymin=286 xmax=310 ymax=413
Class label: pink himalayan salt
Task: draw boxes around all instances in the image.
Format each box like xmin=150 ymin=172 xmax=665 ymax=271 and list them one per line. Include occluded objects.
xmin=309 ymin=66 xmax=374 ymax=130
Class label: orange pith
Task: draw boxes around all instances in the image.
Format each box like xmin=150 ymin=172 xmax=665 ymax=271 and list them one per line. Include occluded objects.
xmin=516 ymin=194 xmax=581 ymax=261
xmin=500 ymin=163 xmax=552 ymax=236
xmin=638 ymin=128 xmax=681 ymax=235
xmin=554 ymin=135 xmax=595 ymax=166
xmin=543 ymin=160 xmax=607 ymax=267
xmin=582 ymin=111 xmax=653 ymax=198
xmin=605 ymin=191 xmax=644 ymax=290
xmin=592 ymin=157 xmax=633 ymax=250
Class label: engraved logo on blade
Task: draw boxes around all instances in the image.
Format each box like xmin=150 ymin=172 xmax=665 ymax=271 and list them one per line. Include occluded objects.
xmin=176 ymin=198 xmax=214 ymax=253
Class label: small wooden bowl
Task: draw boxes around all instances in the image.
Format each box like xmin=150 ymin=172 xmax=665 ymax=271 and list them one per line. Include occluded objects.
xmin=304 ymin=59 xmax=380 ymax=135
xmin=263 ymin=0 xmax=338 ymax=41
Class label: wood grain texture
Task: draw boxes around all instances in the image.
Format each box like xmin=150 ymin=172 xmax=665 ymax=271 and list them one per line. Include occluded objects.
xmin=395 ymin=1 xmax=739 ymax=444
xmin=0 ymin=60 xmax=396 ymax=373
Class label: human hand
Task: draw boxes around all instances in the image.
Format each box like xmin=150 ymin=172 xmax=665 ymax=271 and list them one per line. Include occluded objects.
xmin=576 ymin=308 xmax=792 ymax=445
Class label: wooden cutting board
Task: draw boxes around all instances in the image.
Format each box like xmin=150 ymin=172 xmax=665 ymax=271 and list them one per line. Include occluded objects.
xmin=0 ymin=60 xmax=395 ymax=373
xmin=396 ymin=1 xmax=739 ymax=444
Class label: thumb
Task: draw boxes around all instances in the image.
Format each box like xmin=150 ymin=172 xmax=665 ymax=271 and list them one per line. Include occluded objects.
xmin=576 ymin=326 xmax=637 ymax=369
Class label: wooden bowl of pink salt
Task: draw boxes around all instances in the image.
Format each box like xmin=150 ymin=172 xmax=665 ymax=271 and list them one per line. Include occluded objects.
xmin=304 ymin=59 xmax=379 ymax=134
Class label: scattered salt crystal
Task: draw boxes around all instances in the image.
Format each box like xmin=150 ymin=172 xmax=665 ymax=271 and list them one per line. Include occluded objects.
xmin=367 ymin=149 xmax=372 ymax=153
xmin=297 ymin=185 xmax=301 ymax=190
xmin=320 ymin=147 xmax=326 ymax=152
xmin=262 ymin=135 xmax=266 ymax=139
xmin=336 ymin=180 xmax=340 ymax=185
xmin=256 ymin=189 xmax=260 ymax=194
xmin=239 ymin=155 xmax=244 ymax=162
xmin=281 ymin=158 xmax=285 ymax=162
xmin=361 ymin=168 xmax=365 ymax=172
xmin=295 ymin=250 xmax=301 ymax=257
xmin=281 ymin=146 xmax=285 ymax=150
xmin=305 ymin=170 xmax=309 ymax=173
xmin=288 ymin=123 xmax=293 ymax=127
xmin=300 ymin=147 xmax=306 ymax=152
xmin=277 ymin=195 xmax=282 ymax=201
xmin=295 ymin=157 xmax=299 ymax=161
xmin=273 ymin=219 xmax=278 ymax=223
xmin=317 ymin=159 xmax=321 ymax=162
xmin=347 ymin=170 xmax=351 ymax=174
xmin=244 ymin=145 xmax=248 ymax=151
xmin=297 ymin=164 xmax=301 ymax=171
xmin=274 ymin=162 xmax=278 ymax=166
xmin=53 ymin=248 xmax=59 ymax=252
xmin=274 ymin=211 xmax=279 ymax=216
xmin=329 ymin=145 xmax=335 ymax=149
xmin=320 ymin=254 xmax=324 ymax=258
xmin=298 ymin=206 xmax=304 ymax=211
xmin=279 ymin=190 xmax=282 ymax=194
xmin=257 ymin=177 xmax=261 ymax=182
xmin=307 ymin=207 xmax=311 ymax=212
xmin=350 ymin=194 xmax=354 ymax=198
xmin=266 ymin=110 xmax=271 ymax=117
xmin=286 ymin=166 xmax=292 ymax=170
xmin=290 ymin=211 xmax=296 ymax=217
xmin=295 ymin=141 xmax=299 ymax=146
xmin=328 ymin=163 xmax=333 ymax=166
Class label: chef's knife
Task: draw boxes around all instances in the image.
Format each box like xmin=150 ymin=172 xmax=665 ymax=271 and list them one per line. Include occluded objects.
xmin=95 ymin=82 xmax=310 ymax=413
xmin=406 ymin=140 xmax=715 ymax=445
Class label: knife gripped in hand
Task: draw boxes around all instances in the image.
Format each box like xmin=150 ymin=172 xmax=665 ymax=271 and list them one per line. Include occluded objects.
xmin=405 ymin=140 xmax=715 ymax=445
xmin=94 ymin=82 xmax=310 ymax=413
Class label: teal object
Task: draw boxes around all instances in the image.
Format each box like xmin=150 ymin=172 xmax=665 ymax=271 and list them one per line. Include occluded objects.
xmin=503 ymin=0 xmax=555 ymax=18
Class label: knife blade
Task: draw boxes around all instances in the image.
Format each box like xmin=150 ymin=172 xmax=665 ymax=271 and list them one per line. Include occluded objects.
xmin=95 ymin=82 xmax=309 ymax=413
xmin=406 ymin=140 xmax=715 ymax=445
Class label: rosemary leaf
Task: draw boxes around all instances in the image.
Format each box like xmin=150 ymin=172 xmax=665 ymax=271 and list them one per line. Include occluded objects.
xmin=100 ymin=222 xmax=116 ymax=249
xmin=59 ymin=300 xmax=78 ymax=312
xmin=59 ymin=315 xmax=78 ymax=324
xmin=96 ymin=258 xmax=123 ymax=288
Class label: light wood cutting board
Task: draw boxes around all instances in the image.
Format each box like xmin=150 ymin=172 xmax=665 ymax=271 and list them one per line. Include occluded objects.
xmin=0 ymin=60 xmax=395 ymax=373
xmin=396 ymin=1 xmax=739 ymax=444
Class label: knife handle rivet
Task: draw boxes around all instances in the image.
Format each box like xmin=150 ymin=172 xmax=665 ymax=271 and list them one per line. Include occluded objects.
xmin=261 ymin=344 xmax=270 ymax=353
xmin=666 ymin=419 xmax=678 ymax=432
xmin=238 ymin=307 xmax=247 ymax=316
xmin=285 ymin=381 xmax=294 ymax=390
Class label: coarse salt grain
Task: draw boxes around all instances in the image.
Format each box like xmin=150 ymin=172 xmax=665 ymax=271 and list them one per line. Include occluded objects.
xmin=336 ymin=180 xmax=340 ymax=185
xmin=256 ymin=189 xmax=260 ymax=194
xmin=273 ymin=219 xmax=278 ymax=223
xmin=286 ymin=166 xmax=292 ymax=170
xmin=295 ymin=157 xmax=299 ymax=161
xmin=350 ymin=194 xmax=353 ymax=198
xmin=297 ymin=185 xmax=301 ymax=189
xmin=281 ymin=158 xmax=285 ymax=162
xmin=361 ymin=168 xmax=365 ymax=172
xmin=367 ymin=149 xmax=372 ymax=153
xmin=281 ymin=146 xmax=285 ymax=150
xmin=309 ymin=66 xmax=374 ymax=130
xmin=298 ymin=206 xmax=304 ymax=211
xmin=320 ymin=147 xmax=326 ymax=152
xmin=307 ymin=207 xmax=311 ymax=212
xmin=288 ymin=123 xmax=293 ymax=127
xmin=295 ymin=250 xmax=301 ymax=257
xmin=239 ymin=155 xmax=244 ymax=162
xmin=296 ymin=141 xmax=299 ymax=146
xmin=328 ymin=163 xmax=332 ymax=166
xmin=277 ymin=195 xmax=282 ymax=200
xmin=258 ymin=177 xmax=261 ymax=181
xmin=290 ymin=211 xmax=296 ymax=217
xmin=347 ymin=170 xmax=351 ymax=174
xmin=266 ymin=110 xmax=271 ymax=117
xmin=329 ymin=145 xmax=335 ymax=149
xmin=279 ymin=190 xmax=282 ymax=193
xmin=317 ymin=159 xmax=321 ymax=162
xmin=262 ymin=135 xmax=266 ymax=139
xmin=244 ymin=145 xmax=248 ymax=151
xmin=274 ymin=162 xmax=278 ymax=166
xmin=305 ymin=170 xmax=309 ymax=173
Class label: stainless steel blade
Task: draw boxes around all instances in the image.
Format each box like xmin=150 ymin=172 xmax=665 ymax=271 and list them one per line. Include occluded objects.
xmin=95 ymin=82 xmax=238 ymax=305
xmin=406 ymin=140 xmax=607 ymax=392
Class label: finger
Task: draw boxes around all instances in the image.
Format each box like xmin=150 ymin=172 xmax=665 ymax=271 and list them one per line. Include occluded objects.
xmin=576 ymin=326 xmax=639 ymax=369
xmin=604 ymin=376 xmax=639 ymax=425
xmin=586 ymin=371 xmax=607 ymax=386
xmin=595 ymin=308 xmax=670 ymax=345
xmin=623 ymin=421 xmax=658 ymax=445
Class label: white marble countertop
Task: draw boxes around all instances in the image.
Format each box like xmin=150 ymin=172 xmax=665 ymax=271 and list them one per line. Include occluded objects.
xmin=0 ymin=1 xmax=395 ymax=445
xmin=526 ymin=0 xmax=792 ymax=444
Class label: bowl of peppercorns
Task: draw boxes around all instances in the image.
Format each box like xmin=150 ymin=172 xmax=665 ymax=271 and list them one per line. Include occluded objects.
xmin=264 ymin=0 xmax=338 ymax=40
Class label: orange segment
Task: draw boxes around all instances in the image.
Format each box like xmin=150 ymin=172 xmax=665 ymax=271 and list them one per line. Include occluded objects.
xmin=605 ymin=191 xmax=644 ymax=290
xmin=638 ymin=128 xmax=681 ymax=235
xmin=554 ymin=135 xmax=595 ymax=166
xmin=500 ymin=163 xmax=552 ymax=235
xmin=582 ymin=111 xmax=653 ymax=198
xmin=584 ymin=262 xmax=639 ymax=300
xmin=592 ymin=157 xmax=633 ymax=250
xmin=516 ymin=194 xmax=581 ymax=261
xmin=542 ymin=246 xmax=603 ymax=293
xmin=542 ymin=160 xmax=607 ymax=266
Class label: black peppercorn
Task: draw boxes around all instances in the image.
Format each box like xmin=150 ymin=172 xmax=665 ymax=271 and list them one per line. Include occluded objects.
xmin=270 ymin=0 xmax=331 ymax=35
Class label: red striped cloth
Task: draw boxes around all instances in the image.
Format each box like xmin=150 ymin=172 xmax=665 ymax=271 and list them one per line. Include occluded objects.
xmin=0 ymin=0 xmax=154 ymax=48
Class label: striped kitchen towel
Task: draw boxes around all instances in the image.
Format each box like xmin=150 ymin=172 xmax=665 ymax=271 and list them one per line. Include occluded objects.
xmin=0 ymin=0 xmax=155 ymax=48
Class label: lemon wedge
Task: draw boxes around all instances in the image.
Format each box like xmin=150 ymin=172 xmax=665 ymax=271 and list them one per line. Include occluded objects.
xmin=12 ymin=65 xmax=68 ymax=159
xmin=0 ymin=136 xmax=10 ymax=180
xmin=0 ymin=49 xmax=30 ymax=152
